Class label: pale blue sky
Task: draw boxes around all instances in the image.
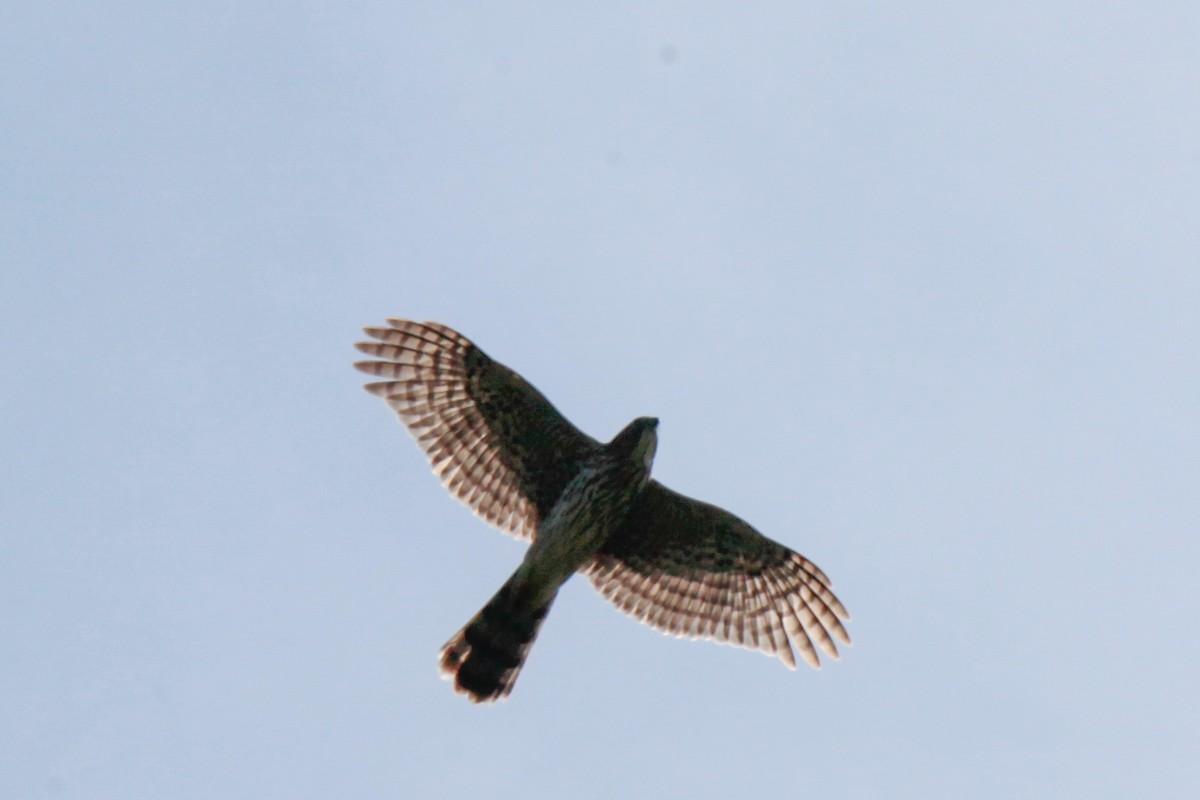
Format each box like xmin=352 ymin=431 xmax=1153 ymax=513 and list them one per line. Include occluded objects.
xmin=3 ymin=3 xmax=1198 ymax=798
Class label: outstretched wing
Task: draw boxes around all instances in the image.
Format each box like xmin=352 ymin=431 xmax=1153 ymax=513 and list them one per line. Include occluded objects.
xmin=586 ymin=481 xmax=851 ymax=669
xmin=355 ymin=320 xmax=599 ymax=540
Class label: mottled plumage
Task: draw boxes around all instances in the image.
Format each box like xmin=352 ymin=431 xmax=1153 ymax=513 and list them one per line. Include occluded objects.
xmin=355 ymin=319 xmax=850 ymax=702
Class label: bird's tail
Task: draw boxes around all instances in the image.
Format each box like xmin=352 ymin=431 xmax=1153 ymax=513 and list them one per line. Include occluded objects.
xmin=439 ymin=577 xmax=554 ymax=703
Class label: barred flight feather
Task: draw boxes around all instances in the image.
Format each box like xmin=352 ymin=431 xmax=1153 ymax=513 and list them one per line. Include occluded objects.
xmin=355 ymin=320 xmax=540 ymax=540
xmin=586 ymin=481 xmax=851 ymax=671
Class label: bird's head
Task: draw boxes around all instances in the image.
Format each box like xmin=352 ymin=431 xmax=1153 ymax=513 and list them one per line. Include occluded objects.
xmin=611 ymin=416 xmax=659 ymax=473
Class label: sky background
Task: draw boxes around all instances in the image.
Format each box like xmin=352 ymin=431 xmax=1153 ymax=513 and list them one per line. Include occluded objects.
xmin=3 ymin=3 xmax=1198 ymax=798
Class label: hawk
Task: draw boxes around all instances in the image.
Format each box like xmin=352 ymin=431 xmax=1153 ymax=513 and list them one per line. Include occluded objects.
xmin=355 ymin=320 xmax=850 ymax=702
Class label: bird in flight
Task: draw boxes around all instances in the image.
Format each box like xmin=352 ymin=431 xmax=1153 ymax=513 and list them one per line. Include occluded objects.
xmin=354 ymin=320 xmax=850 ymax=703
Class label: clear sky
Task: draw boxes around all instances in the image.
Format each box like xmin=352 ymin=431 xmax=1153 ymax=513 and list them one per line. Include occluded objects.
xmin=4 ymin=3 xmax=1198 ymax=798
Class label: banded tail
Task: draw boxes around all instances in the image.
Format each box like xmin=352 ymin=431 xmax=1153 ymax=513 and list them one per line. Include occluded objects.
xmin=439 ymin=579 xmax=554 ymax=703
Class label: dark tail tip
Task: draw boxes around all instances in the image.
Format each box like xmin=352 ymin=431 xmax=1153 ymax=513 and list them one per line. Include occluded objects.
xmin=439 ymin=597 xmax=550 ymax=703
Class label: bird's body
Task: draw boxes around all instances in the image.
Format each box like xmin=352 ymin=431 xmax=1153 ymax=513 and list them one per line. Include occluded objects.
xmin=438 ymin=419 xmax=656 ymax=700
xmin=519 ymin=426 xmax=657 ymax=595
xmin=355 ymin=320 xmax=850 ymax=702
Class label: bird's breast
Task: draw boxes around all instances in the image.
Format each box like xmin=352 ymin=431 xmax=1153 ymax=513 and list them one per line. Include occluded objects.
xmin=521 ymin=462 xmax=646 ymax=587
